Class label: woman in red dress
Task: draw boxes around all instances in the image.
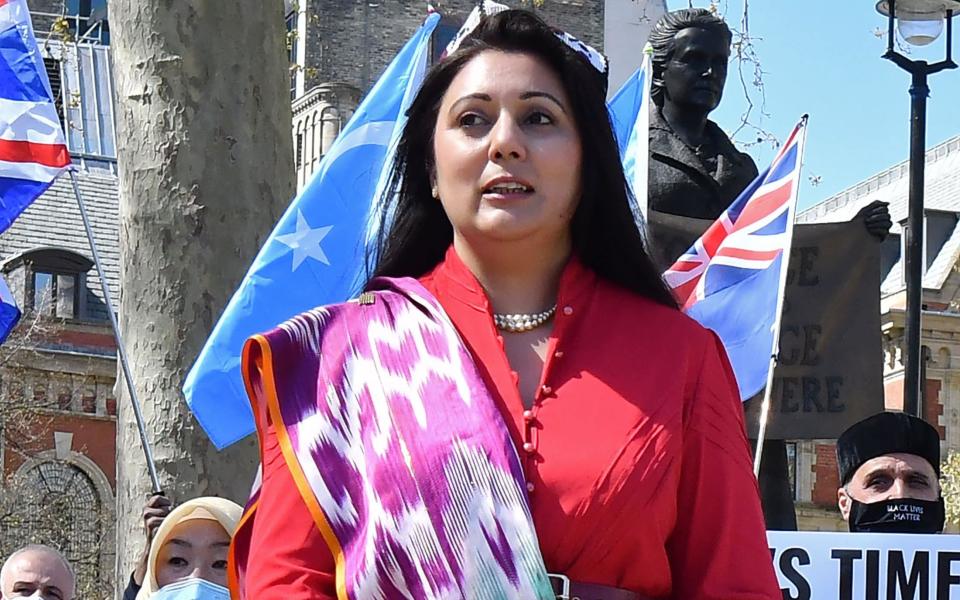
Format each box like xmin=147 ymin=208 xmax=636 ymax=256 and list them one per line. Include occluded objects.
xmin=237 ymin=8 xmax=780 ymax=599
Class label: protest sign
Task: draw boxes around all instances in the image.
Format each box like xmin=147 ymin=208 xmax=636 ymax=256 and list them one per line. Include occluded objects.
xmin=768 ymin=530 xmax=960 ymax=600
xmin=647 ymin=211 xmax=884 ymax=439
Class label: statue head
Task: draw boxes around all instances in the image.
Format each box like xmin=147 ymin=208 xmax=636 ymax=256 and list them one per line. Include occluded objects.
xmin=649 ymin=8 xmax=732 ymax=112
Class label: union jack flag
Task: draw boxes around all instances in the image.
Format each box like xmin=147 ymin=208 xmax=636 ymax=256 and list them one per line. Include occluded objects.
xmin=0 ymin=0 xmax=70 ymax=233
xmin=664 ymin=118 xmax=808 ymax=399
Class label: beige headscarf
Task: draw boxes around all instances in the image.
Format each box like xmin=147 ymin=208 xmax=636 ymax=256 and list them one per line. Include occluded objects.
xmin=135 ymin=496 xmax=243 ymax=600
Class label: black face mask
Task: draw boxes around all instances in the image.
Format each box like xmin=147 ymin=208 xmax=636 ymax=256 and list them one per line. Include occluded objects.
xmin=848 ymin=497 xmax=945 ymax=534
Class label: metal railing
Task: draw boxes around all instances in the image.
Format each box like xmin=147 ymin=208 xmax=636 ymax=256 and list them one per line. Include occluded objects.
xmin=31 ymin=10 xmax=109 ymax=46
xmin=37 ymin=38 xmax=118 ymax=163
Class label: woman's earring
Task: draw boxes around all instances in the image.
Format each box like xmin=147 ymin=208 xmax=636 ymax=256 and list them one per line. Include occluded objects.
xmin=431 ymin=185 xmax=439 ymax=199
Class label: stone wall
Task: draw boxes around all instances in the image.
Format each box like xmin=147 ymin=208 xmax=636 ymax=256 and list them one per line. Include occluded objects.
xmin=300 ymin=0 xmax=604 ymax=93
xmin=293 ymin=82 xmax=362 ymax=191
xmin=25 ymin=0 xmax=63 ymax=34
xmin=795 ymin=504 xmax=845 ymax=532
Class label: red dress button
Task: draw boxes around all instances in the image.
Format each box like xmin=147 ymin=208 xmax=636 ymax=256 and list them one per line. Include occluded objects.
xmin=526 ymin=482 xmax=535 ymax=493
xmin=523 ymin=442 xmax=535 ymax=453
xmin=541 ymin=385 xmax=552 ymax=395
xmin=562 ymin=306 xmax=574 ymax=316
xmin=523 ymin=410 xmax=535 ymax=422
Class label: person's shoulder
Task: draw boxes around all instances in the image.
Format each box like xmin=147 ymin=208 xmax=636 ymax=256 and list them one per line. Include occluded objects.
xmin=121 ymin=573 xmax=141 ymax=600
xmin=418 ymin=269 xmax=440 ymax=295
xmin=593 ymin=278 xmax=714 ymax=346
xmin=737 ymin=146 xmax=759 ymax=173
xmin=706 ymin=118 xmax=758 ymax=167
xmin=648 ymin=105 xmax=679 ymax=145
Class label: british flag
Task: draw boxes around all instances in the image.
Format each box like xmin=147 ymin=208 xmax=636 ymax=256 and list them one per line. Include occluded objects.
xmin=664 ymin=118 xmax=807 ymax=400
xmin=0 ymin=0 xmax=70 ymax=232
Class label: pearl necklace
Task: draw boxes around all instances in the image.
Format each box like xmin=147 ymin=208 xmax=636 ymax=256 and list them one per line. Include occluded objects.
xmin=493 ymin=305 xmax=557 ymax=333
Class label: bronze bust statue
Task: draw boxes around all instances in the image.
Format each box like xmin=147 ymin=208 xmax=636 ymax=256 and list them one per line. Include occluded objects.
xmin=647 ymin=9 xmax=891 ymax=236
xmin=647 ymin=9 xmax=758 ymax=220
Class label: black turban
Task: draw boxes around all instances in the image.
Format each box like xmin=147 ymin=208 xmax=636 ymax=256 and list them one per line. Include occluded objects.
xmin=836 ymin=412 xmax=940 ymax=486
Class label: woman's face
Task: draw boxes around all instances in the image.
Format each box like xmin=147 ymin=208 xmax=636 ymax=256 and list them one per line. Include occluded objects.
xmin=432 ymin=50 xmax=582 ymax=249
xmin=155 ymin=519 xmax=230 ymax=588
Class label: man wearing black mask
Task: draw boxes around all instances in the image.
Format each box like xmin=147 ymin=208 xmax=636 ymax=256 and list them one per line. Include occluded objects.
xmin=836 ymin=411 xmax=945 ymax=534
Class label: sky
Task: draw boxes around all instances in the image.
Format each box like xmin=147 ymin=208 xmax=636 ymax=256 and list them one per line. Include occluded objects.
xmin=667 ymin=1 xmax=960 ymax=211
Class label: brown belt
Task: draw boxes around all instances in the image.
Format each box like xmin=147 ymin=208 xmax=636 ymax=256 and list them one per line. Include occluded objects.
xmin=548 ymin=574 xmax=646 ymax=600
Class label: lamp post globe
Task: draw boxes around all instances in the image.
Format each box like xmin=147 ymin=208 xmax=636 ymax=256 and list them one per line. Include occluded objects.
xmin=876 ymin=0 xmax=960 ymax=45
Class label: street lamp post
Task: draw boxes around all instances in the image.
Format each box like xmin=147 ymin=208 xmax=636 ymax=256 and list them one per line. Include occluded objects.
xmin=876 ymin=0 xmax=958 ymax=417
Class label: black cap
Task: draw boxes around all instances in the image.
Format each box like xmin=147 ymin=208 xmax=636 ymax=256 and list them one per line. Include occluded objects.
xmin=836 ymin=412 xmax=941 ymax=485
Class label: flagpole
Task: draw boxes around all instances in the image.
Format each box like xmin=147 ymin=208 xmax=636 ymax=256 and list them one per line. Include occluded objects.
xmin=753 ymin=116 xmax=810 ymax=478
xmin=68 ymin=169 xmax=162 ymax=494
xmin=635 ymin=47 xmax=652 ymax=221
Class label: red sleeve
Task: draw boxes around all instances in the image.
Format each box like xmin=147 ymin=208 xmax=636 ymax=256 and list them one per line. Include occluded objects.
xmin=667 ymin=332 xmax=781 ymax=599
xmin=243 ymin=409 xmax=338 ymax=598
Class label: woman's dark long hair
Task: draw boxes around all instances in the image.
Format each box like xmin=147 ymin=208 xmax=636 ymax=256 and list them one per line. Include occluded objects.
xmin=369 ymin=9 xmax=676 ymax=309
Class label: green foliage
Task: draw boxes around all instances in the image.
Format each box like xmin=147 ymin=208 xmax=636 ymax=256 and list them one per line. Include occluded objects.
xmin=943 ymin=451 xmax=960 ymax=527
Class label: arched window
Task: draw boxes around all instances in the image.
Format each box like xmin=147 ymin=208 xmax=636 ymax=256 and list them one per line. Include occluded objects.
xmin=319 ymin=105 xmax=341 ymax=158
xmin=1 ymin=247 xmax=94 ymax=320
xmin=295 ymin=120 xmax=305 ymax=171
xmin=2 ymin=456 xmax=113 ymax=597
xmin=309 ymin=113 xmax=319 ymax=176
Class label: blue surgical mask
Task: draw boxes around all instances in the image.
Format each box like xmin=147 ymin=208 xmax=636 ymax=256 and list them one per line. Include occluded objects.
xmin=150 ymin=579 xmax=230 ymax=600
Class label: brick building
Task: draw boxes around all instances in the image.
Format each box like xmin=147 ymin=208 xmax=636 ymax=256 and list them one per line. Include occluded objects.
xmin=792 ymin=134 xmax=960 ymax=532
xmin=0 ymin=1 xmax=118 ymax=594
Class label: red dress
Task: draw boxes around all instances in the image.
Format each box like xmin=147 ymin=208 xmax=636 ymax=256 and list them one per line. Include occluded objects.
xmin=240 ymin=247 xmax=781 ymax=599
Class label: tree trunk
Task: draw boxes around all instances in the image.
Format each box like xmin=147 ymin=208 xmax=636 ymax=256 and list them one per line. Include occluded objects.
xmin=109 ymin=2 xmax=294 ymax=594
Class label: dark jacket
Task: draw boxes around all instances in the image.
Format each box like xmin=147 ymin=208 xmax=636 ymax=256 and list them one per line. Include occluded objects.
xmin=648 ymin=104 xmax=758 ymax=220
xmin=123 ymin=573 xmax=140 ymax=600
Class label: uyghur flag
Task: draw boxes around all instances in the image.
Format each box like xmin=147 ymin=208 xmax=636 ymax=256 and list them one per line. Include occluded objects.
xmin=607 ymin=48 xmax=652 ymax=220
xmin=183 ymin=14 xmax=441 ymax=449
xmin=0 ymin=0 xmax=71 ymax=232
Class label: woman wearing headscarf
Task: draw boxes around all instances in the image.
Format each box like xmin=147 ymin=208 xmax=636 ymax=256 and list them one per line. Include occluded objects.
xmin=135 ymin=497 xmax=241 ymax=600
xmin=230 ymin=7 xmax=779 ymax=599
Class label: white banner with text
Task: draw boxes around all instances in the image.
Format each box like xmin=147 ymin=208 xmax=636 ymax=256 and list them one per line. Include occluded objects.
xmin=768 ymin=531 xmax=960 ymax=600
